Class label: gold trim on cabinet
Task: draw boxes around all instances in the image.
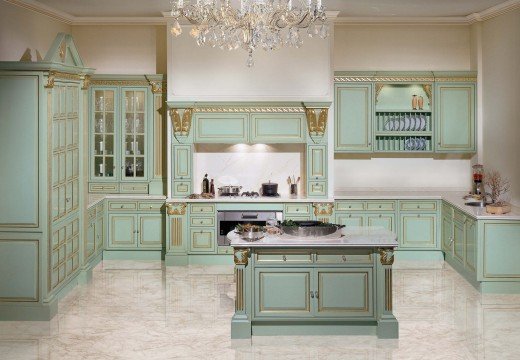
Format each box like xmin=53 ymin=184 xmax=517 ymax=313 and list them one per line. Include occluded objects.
xmin=193 ymin=107 xmax=305 ymax=113
xmin=483 ymin=222 xmax=520 ymax=278
xmin=305 ymin=108 xmax=328 ymax=136
xmin=81 ymin=75 xmax=91 ymax=90
xmin=335 ymin=76 xmax=435 ymax=83
xmin=385 ymin=268 xmax=393 ymax=311
xmin=234 ymin=248 xmax=251 ymax=266
xmin=170 ymin=218 xmax=183 ymax=247
xmin=378 ymin=248 xmax=395 ymax=266
xmin=170 ymin=108 xmax=193 ymax=137
xmin=0 ymin=239 xmax=39 ymax=302
xmin=375 ymin=84 xmax=384 ymax=103
xmin=166 ymin=203 xmax=187 ymax=215
xmin=235 ymin=268 xmax=244 ymax=312
xmin=90 ymin=80 xmax=150 ymax=86
xmin=312 ymin=203 xmax=334 ymax=217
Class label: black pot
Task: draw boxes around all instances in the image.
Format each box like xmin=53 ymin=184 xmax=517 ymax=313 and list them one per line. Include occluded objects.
xmin=261 ymin=181 xmax=278 ymax=196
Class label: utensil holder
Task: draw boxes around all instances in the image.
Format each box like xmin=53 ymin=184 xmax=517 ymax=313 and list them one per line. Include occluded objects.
xmin=290 ymin=184 xmax=298 ymax=196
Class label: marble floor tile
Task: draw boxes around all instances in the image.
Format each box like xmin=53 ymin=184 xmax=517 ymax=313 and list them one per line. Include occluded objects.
xmin=1 ymin=261 xmax=519 ymax=359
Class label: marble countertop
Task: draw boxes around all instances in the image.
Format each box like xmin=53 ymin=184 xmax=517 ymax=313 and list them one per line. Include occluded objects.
xmin=335 ymin=190 xmax=520 ymax=221
xmin=229 ymin=226 xmax=398 ymax=248
xmin=166 ymin=196 xmax=334 ymax=203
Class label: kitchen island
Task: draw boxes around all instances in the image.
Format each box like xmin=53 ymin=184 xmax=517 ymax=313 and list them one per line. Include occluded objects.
xmin=229 ymin=227 xmax=399 ymax=339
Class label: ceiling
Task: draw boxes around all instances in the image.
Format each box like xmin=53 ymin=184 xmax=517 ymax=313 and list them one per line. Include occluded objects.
xmin=28 ymin=0 xmax=511 ymax=18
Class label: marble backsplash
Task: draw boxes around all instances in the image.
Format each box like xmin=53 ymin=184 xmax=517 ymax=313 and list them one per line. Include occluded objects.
xmin=193 ymin=144 xmax=304 ymax=196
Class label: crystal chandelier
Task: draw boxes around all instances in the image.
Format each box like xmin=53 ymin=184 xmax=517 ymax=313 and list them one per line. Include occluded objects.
xmin=169 ymin=0 xmax=329 ymax=67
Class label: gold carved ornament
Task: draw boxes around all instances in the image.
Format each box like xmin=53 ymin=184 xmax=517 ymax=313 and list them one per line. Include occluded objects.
xmin=378 ymin=248 xmax=395 ymax=266
xmin=234 ymin=248 xmax=251 ymax=266
xmin=58 ymin=41 xmax=66 ymax=62
xmin=170 ymin=108 xmax=193 ymax=136
xmin=149 ymin=81 xmax=164 ymax=94
xmin=166 ymin=203 xmax=186 ymax=215
xmin=375 ymin=84 xmax=384 ymax=104
xmin=313 ymin=203 xmax=334 ymax=216
xmin=193 ymin=107 xmax=304 ymax=113
xmin=421 ymin=84 xmax=433 ymax=106
xmin=305 ymin=108 xmax=328 ymax=136
xmin=45 ymin=71 xmax=56 ymax=89
xmin=82 ymin=75 xmax=91 ymax=90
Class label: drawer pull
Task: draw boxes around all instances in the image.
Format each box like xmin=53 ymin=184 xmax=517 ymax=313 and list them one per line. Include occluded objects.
xmin=310 ymin=291 xmax=314 ymax=299
xmin=378 ymin=205 xmax=382 ymax=209
xmin=282 ymin=255 xmax=287 ymax=261
xmin=200 ymin=209 xmax=203 ymax=212
xmin=149 ymin=206 xmax=153 ymax=209
xmin=417 ymin=214 xmax=421 ymax=218
xmin=348 ymin=206 xmax=351 ymax=208
xmin=417 ymin=205 xmax=420 ymax=209
xmin=379 ymin=214 xmax=382 ymax=218
xmin=342 ymin=255 xmax=346 ymax=262
xmin=315 ymin=291 xmax=319 ymax=299
xmin=296 ymin=209 xmax=299 ymax=212
xmin=120 ymin=205 xmax=124 ymax=209
xmin=349 ymin=214 xmax=352 ymax=218
xmin=200 ymin=220 xmax=203 ymax=224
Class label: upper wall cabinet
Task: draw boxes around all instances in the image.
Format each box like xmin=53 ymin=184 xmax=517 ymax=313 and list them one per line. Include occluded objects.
xmin=89 ymin=75 xmax=166 ymax=194
xmin=251 ymin=114 xmax=307 ymax=143
xmin=334 ymin=84 xmax=373 ymax=152
xmin=333 ymin=72 xmax=476 ymax=155
xmin=193 ymin=113 xmax=249 ymax=143
xmin=435 ymin=83 xmax=476 ymax=153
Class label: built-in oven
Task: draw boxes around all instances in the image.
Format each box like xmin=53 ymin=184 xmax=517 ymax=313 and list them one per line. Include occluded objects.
xmin=217 ymin=211 xmax=283 ymax=246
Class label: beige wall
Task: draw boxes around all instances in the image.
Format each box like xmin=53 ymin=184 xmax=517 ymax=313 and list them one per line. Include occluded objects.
xmin=333 ymin=24 xmax=474 ymax=192
xmin=0 ymin=2 xmax=71 ymax=61
xmin=71 ymin=25 xmax=167 ymax=74
xmin=334 ymin=24 xmax=471 ymax=70
xmin=481 ymin=8 xmax=520 ymax=206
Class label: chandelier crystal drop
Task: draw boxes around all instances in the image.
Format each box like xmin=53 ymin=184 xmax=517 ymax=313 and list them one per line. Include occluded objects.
xmin=169 ymin=0 xmax=328 ymax=67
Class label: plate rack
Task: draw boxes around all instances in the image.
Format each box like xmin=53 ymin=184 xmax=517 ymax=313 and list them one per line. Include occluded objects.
xmin=375 ymin=111 xmax=433 ymax=152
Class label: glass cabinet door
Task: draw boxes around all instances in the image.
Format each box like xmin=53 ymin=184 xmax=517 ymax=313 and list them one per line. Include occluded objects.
xmin=93 ymin=89 xmax=116 ymax=179
xmin=122 ymin=89 xmax=146 ymax=180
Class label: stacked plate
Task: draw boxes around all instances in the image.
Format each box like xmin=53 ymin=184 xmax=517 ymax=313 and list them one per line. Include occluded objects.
xmin=384 ymin=114 xmax=427 ymax=131
xmin=405 ymin=138 xmax=427 ymax=151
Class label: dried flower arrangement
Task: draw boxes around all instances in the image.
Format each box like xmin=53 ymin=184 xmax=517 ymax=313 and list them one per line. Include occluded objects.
xmin=484 ymin=170 xmax=512 ymax=214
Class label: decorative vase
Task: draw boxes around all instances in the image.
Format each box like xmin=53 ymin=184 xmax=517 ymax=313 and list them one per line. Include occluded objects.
xmin=486 ymin=203 xmax=512 ymax=215
xmin=418 ymin=96 xmax=424 ymax=110
xmin=412 ymin=95 xmax=418 ymax=110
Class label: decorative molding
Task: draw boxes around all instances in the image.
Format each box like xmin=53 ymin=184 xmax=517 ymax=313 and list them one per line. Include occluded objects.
xmin=385 ymin=268 xmax=393 ymax=311
xmin=432 ymin=77 xmax=477 ymax=82
xmin=81 ymin=75 xmax=91 ymax=90
xmin=149 ymin=81 xmax=165 ymax=94
xmin=374 ymin=84 xmax=384 ymax=104
xmin=166 ymin=203 xmax=186 ymax=216
xmin=234 ymin=248 xmax=250 ymax=266
xmin=312 ymin=203 xmax=334 ymax=217
xmin=5 ymin=0 xmax=74 ymax=24
xmin=44 ymin=71 xmax=55 ymax=88
xmin=235 ymin=268 xmax=245 ymax=312
xmin=90 ymin=80 xmax=150 ymax=87
xmin=305 ymin=108 xmax=328 ymax=137
xmin=193 ymin=107 xmax=305 ymax=113
xmin=378 ymin=248 xmax=395 ymax=266
xmin=421 ymin=84 xmax=432 ymax=106
xmin=335 ymin=76 xmax=435 ymax=83
xmin=467 ymin=0 xmax=520 ymax=23
xmin=170 ymin=108 xmax=193 ymax=137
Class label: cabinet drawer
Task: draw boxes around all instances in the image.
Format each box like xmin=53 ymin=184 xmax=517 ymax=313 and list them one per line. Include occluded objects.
xmin=218 ymin=246 xmax=233 ymax=255
xmin=108 ymin=201 xmax=137 ymax=211
xmin=89 ymin=183 xmax=119 ymax=193
xmin=308 ymin=181 xmax=327 ymax=197
xmin=284 ymin=204 xmax=311 ymax=215
xmin=400 ymin=201 xmax=437 ymax=211
xmin=172 ymin=181 xmax=191 ymax=196
xmin=315 ymin=251 xmax=373 ymax=265
xmin=190 ymin=216 xmax=215 ymax=227
xmin=336 ymin=201 xmax=365 ymax=211
xmin=255 ymin=250 xmax=313 ymax=264
xmin=190 ymin=204 xmax=215 ymax=214
xmin=366 ymin=201 xmax=395 ymax=211
xmin=120 ymin=183 xmax=149 ymax=194
xmin=138 ymin=202 xmax=164 ymax=211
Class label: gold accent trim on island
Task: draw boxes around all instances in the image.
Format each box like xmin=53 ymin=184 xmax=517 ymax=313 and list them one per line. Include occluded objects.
xmin=312 ymin=203 xmax=334 ymax=216
xmin=234 ymin=248 xmax=251 ymax=266
xmin=378 ymin=248 xmax=395 ymax=266
xmin=166 ymin=203 xmax=187 ymax=216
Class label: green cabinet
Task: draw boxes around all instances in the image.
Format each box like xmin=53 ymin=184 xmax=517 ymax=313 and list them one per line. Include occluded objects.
xmin=108 ymin=214 xmax=137 ymax=248
xmin=250 ymin=114 xmax=306 ymax=143
xmin=335 ymin=201 xmax=396 ymax=232
xmin=367 ymin=214 xmax=396 ymax=232
xmin=335 ymin=84 xmax=373 ymax=152
xmin=254 ymin=267 xmax=373 ymax=318
xmin=194 ymin=113 xmax=249 ymax=143
xmin=465 ymin=217 xmax=477 ymax=272
xmin=307 ymin=145 xmax=327 ymax=181
xmin=85 ymin=203 xmax=105 ymax=261
xmin=138 ymin=214 xmax=164 ymax=248
xmin=189 ymin=228 xmax=216 ymax=253
xmin=399 ymin=213 xmax=437 ymax=249
xmin=172 ymin=144 xmax=192 ymax=198
xmin=337 ymin=214 xmax=365 ymax=227
xmin=435 ymin=83 xmax=476 ymax=153
xmin=441 ymin=213 xmax=454 ymax=252
xmin=453 ymin=216 xmax=465 ymax=264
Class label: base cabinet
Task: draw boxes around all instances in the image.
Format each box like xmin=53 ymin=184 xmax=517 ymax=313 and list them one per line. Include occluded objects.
xmin=108 ymin=214 xmax=137 ymax=248
xmin=254 ymin=267 xmax=373 ymax=319
xmin=399 ymin=213 xmax=437 ymax=249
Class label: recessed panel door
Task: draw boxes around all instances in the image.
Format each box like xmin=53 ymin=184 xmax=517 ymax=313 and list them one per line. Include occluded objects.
xmin=138 ymin=214 xmax=163 ymax=249
xmin=108 ymin=214 xmax=137 ymax=248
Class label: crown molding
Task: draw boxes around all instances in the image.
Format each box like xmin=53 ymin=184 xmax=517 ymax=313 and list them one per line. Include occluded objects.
xmin=5 ymin=0 xmax=520 ymax=26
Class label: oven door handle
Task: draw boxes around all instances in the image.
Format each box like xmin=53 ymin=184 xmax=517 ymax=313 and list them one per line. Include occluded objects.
xmin=241 ymin=213 xmax=259 ymax=219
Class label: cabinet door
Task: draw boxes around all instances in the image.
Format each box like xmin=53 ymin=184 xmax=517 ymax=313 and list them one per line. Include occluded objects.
xmin=334 ymin=84 xmax=373 ymax=152
xmin=307 ymin=145 xmax=327 ymax=181
xmin=254 ymin=268 xmax=313 ymax=318
xmin=441 ymin=215 xmax=453 ymax=253
xmin=189 ymin=228 xmax=216 ymax=253
xmin=315 ymin=268 xmax=373 ymax=318
xmin=465 ymin=218 xmax=477 ymax=272
xmin=121 ymin=89 xmax=147 ymax=181
xmin=336 ymin=214 xmax=365 ymax=228
xmin=435 ymin=83 xmax=475 ymax=153
xmin=92 ymin=88 xmax=117 ymax=180
xmin=172 ymin=145 xmax=192 ymax=179
xmin=194 ymin=113 xmax=249 ymax=143
xmin=400 ymin=213 xmax=437 ymax=249
xmin=108 ymin=214 xmax=137 ymax=248
xmin=250 ymin=114 xmax=306 ymax=143
xmin=95 ymin=216 xmax=104 ymax=251
xmin=367 ymin=213 xmax=395 ymax=232
xmin=453 ymin=220 xmax=465 ymax=265
xmin=307 ymin=181 xmax=327 ymax=198
xmin=138 ymin=214 xmax=164 ymax=249
xmin=86 ymin=221 xmax=95 ymax=259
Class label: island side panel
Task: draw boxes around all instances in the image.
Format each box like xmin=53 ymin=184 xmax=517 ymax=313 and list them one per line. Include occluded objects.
xmin=231 ymin=248 xmax=252 ymax=339
xmin=376 ymin=248 xmax=399 ymax=339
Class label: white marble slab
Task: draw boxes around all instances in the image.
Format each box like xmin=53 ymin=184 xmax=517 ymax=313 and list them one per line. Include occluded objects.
xmin=166 ymin=195 xmax=334 ymax=203
xmin=229 ymin=226 xmax=398 ymax=248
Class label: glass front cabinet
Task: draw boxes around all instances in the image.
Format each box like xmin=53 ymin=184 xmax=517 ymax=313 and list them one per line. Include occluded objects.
xmin=89 ymin=75 xmax=165 ymax=194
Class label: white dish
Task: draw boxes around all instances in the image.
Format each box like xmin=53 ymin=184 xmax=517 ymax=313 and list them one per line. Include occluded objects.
xmin=399 ymin=118 xmax=405 ymax=131
xmin=384 ymin=119 xmax=393 ymax=131
xmin=420 ymin=115 xmax=427 ymax=131
xmin=404 ymin=116 xmax=410 ymax=131
xmin=409 ymin=115 xmax=416 ymax=131
xmin=405 ymin=138 xmax=415 ymax=151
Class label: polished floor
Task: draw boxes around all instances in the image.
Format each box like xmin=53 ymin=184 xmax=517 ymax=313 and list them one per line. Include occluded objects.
xmin=1 ymin=261 xmax=520 ymax=360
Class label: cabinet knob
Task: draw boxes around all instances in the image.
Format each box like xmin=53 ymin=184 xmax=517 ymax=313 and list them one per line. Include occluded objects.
xmin=66 ymin=198 xmax=70 ymax=203
xmin=200 ymin=220 xmax=203 ymax=224
xmin=200 ymin=209 xmax=203 ymax=212
xmin=342 ymin=255 xmax=346 ymax=262
xmin=438 ymin=142 xmax=441 ymax=145
xmin=310 ymin=291 xmax=314 ymax=299
xmin=417 ymin=205 xmax=420 ymax=209
xmin=379 ymin=205 xmax=382 ymax=209
xmin=315 ymin=291 xmax=319 ymax=299
xmin=120 ymin=205 xmax=124 ymax=208
xmin=348 ymin=206 xmax=351 ymax=209
xmin=282 ymin=255 xmax=287 ymax=261
xmin=417 ymin=214 xmax=421 ymax=218
xmin=379 ymin=214 xmax=382 ymax=218
xmin=149 ymin=206 xmax=153 ymax=209
xmin=368 ymin=142 xmax=372 ymax=146
xmin=296 ymin=209 xmax=299 ymax=212
xmin=349 ymin=214 xmax=352 ymax=218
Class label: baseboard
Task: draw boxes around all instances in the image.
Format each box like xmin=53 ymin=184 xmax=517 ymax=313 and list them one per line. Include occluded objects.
xmin=103 ymin=250 xmax=164 ymax=260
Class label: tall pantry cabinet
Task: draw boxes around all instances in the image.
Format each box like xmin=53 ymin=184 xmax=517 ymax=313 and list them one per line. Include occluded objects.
xmin=0 ymin=34 xmax=94 ymax=320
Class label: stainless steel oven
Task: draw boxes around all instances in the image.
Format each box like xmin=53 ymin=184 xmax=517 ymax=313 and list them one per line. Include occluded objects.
xmin=217 ymin=211 xmax=283 ymax=246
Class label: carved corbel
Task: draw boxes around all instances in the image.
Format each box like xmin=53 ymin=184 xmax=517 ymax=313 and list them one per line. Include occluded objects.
xmin=149 ymin=81 xmax=164 ymax=94
xmin=305 ymin=108 xmax=328 ymax=139
xmin=421 ymin=84 xmax=432 ymax=106
xmin=45 ymin=71 xmax=56 ymax=89
xmin=166 ymin=203 xmax=186 ymax=215
xmin=312 ymin=203 xmax=334 ymax=217
xmin=81 ymin=75 xmax=91 ymax=90
xmin=233 ymin=248 xmax=251 ymax=266
xmin=375 ymin=84 xmax=385 ymax=104
xmin=378 ymin=248 xmax=395 ymax=266
xmin=170 ymin=108 xmax=193 ymax=139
